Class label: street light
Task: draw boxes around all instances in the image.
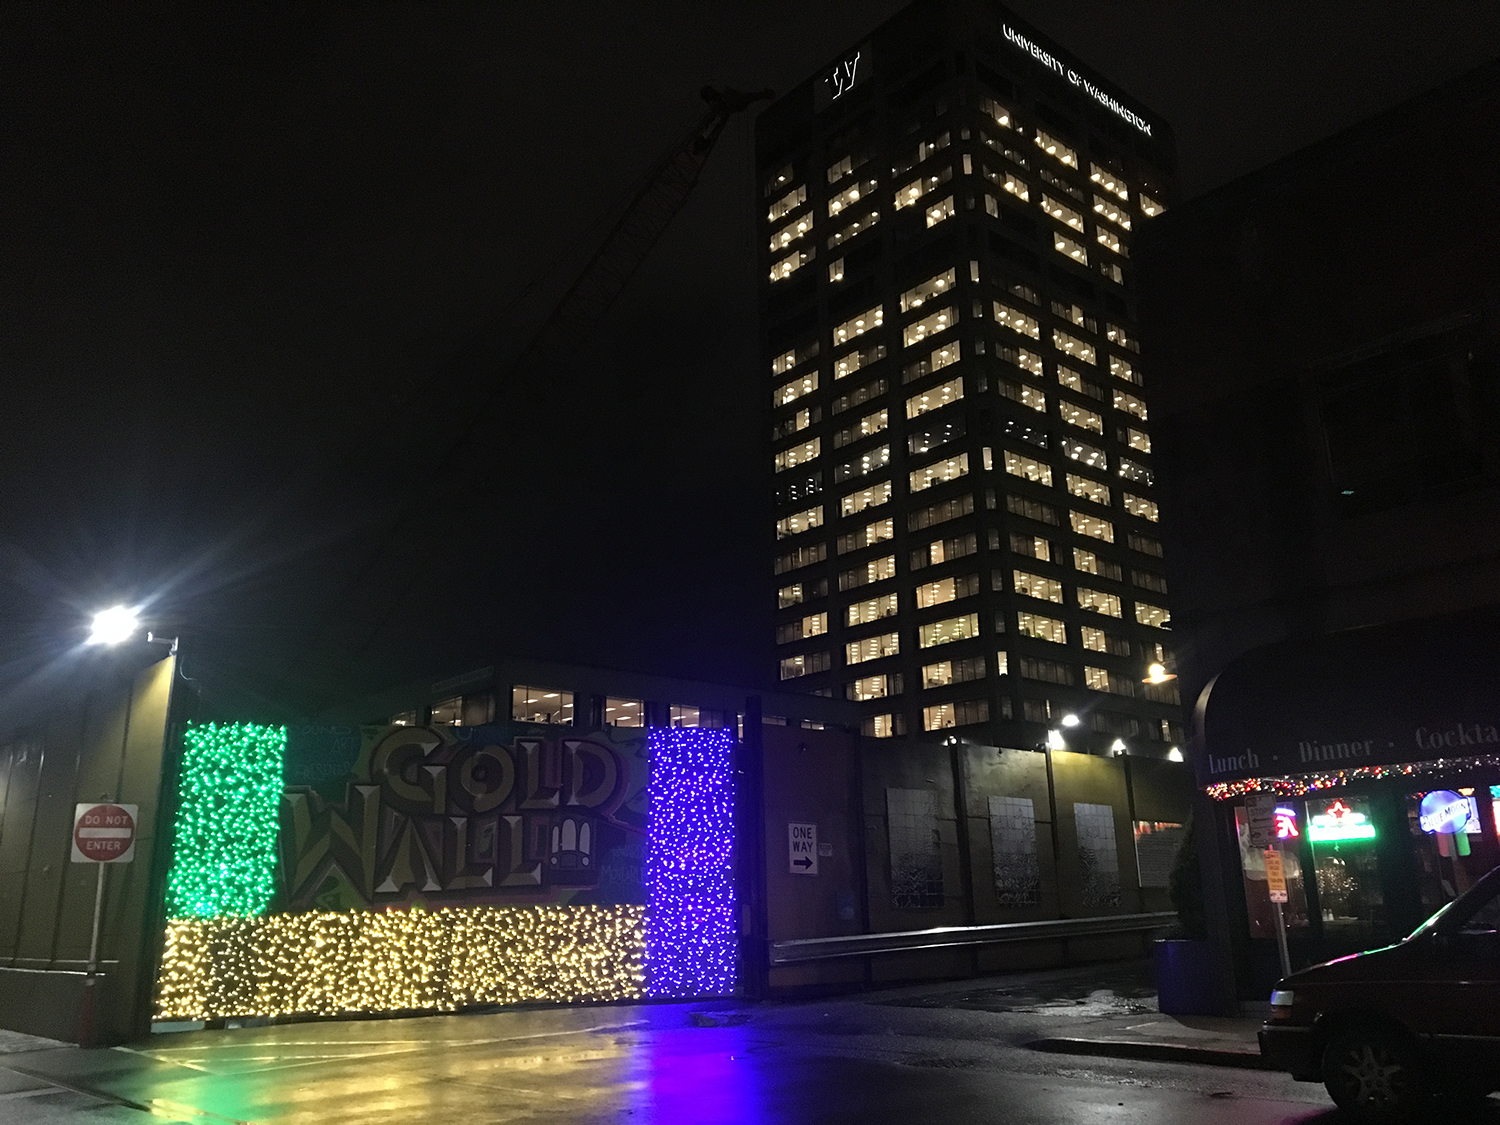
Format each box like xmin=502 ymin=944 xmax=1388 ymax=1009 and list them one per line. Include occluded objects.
xmin=1143 ymin=662 xmax=1177 ymax=685
xmin=1060 ymin=713 xmax=1080 ymax=728
xmin=86 ymin=606 xmax=139 ymax=646
xmin=1167 ymin=746 xmax=1184 ymax=762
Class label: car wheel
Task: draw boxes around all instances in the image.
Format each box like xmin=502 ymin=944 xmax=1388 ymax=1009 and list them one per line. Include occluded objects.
xmin=1321 ymin=1028 xmax=1430 ymax=1123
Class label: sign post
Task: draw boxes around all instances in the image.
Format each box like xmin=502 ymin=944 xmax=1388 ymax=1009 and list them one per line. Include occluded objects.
xmin=71 ymin=803 xmax=138 ymax=976
xmin=1245 ymin=792 xmax=1292 ymax=978
xmin=787 ymin=822 xmax=819 ymax=876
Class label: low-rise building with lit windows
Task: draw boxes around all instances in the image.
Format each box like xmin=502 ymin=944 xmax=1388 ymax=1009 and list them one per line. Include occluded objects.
xmin=759 ymin=0 xmax=1181 ymax=756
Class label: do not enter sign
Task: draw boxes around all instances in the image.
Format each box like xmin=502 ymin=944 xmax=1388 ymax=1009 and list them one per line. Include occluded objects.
xmin=72 ymin=803 xmax=138 ymax=864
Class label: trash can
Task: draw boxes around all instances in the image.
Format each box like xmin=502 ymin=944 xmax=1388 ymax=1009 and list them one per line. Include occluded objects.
xmin=1153 ymin=938 xmax=1221 ymax=1015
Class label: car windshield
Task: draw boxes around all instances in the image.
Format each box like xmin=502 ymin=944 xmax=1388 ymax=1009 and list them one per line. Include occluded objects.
xmin=1407 ymin=865 xmax=1500 ymax=940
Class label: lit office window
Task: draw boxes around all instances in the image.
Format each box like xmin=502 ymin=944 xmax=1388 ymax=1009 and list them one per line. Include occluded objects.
xmin=834 ymin=305 xmax=884 ymax=344
xmin=771 ymin=408 xmax=813 ymax=441
xmin=841 ymin=480 xmax=892 ymax=517
xmin=998 ymin=346 xmax=1045 ymax=378
xmin=1010 ymin=531 xmax=1053 ymax=562
xmin=1113 ymin=390 xmax=1147 ymax=420
xmin=913 ymin=531 xmax=978 ymax=570
xmin=1135 ymin=602 xmax=1171 ymax=629
xmin=780 ymin=652 xmax=831 ymax=680
xmin=767 ymin=184 xmax=807 ymax=221
xmin=827 ymin=152 xmax=868 ymax=183
xmin=1067 ymin=473 xmax=1111 ymax=505
xmin=1013 ymin=570 xmax=1063 ymax=603
xmin=773 ymin=372 xmax=818 ymax=408
xmin=775 ymin=612 xmax=828 ymax=644
xmin=1034 ymin=129 xmax=1078 ymax=168
xmin=1053 ymin=329 xmax=1096 ymax=364
xmin=837 ymin=517 xmax=894 ymax=554
xmin=923 ymin=655 xmax=987 ymax=688
xmin=1073 ymin=547 xmax=1122 ymax=581
xmin=1060 ymin=438 xmax=1107 ymax=470
xmin=894 ymin=166 xmax=954 ymax=210
xmin=848 ymin=593 xmax=899 ymax=625
xmin=992 ymin=167 xmax=1030 ymax=201
xmin=833 ymin=408 xmax=888 ymax=448
xmin=1139 ymin=192 xmax=1165 ymax=217
xmin=1052 ymin=300 xmax=1094 ymax=330
xmin=915 ymin=574 xmax=977 ymax=608
xmin=1041 ymin=194 xmax=1085 ymax=232
xmin=1095 ymin=227 xmax=1126 ymax=256
xmin=926 ymin=195 xmax=956 ymax=227
xmin=908 ymin=417 xmax=964 ymax=456
xmin=910 ymin=453 xmax=969 ymax=493
xmin=906 ymin=376 xmax=963 ymax=418
xmin=899 ymin=269 xmax=956 ymax=312
xmin=777 ymin=582 xmax=807 ymax=609
xmin=1070 ymin=510 xmax=1115 ymax=543
xmin=902 ymin=343 xmax=961 ymax=386
xmin=511 ymin=686 xmax=574 ymax=725
xmin=1004 ymin=450 xmax=1053 ymax=486
xmin=774 ymin=543 xmax=828 ymax=575
xmin=924 ymin=699 xmax=990 ymax=731
xmin=920 ymin=613 xmax=980 ymax=648
xmin=775 ymin=506 xmax=823 ymax=539
xmin=833 ymin=444 xmax=890 ymax=484
xmin=774 ymin=438 xmax=820 ymax=472
xmin=765 ymin=162 xmax=794 ymax=196
xmin=919 ymin=132 xmax=951 ymax=161
xmin=771 ymin=340 xmax=819 ymax=376
xmin=1053 ymin=231 xmax=1089 ymax=264
xmin=604 ymin=698 xmax=644 ymax=727
xmin=1090 ymin=162 xmax=1129 ymax=201
xmin=1123 ymin=494 xmax=1159 ymax=522
xmin=770 ymin=247 xmax=815 ymax=282
xmin=847 ymin=672 xmax=901 ymax=701
xmin=903 ymin=306 xmax=956 ymax=347
xmin=1078 ymin=587 xmax=1123 ymax=617
xmin=994 ymin=302 xmax=1041 ymax=339
xmin=1080 ymin=626 xmax=1108 ymax=654
xmin=769 ymin=212 xmax=815 ymax=252
xmin=827 ymin=210 xmax=881 ymax=248
xmin=1124 ymin=427 xmax=1152 ymax=453
xmin=1056 ymin=366 xmax=1085 ymax=395
xmin=1106 ymin=323 xmax=1139 ymax=353
xmin=668 ymin=705 xmax=703 ymax=728
xmin=1118 ymin=458 xmax=1152 ymax=486
xmin=834 ymin=343 xmax=887 ymax=380
xmin=847 ymin=632 xmax=900 ymax=665
xmin=862 ymin=713 xmax=902 ymax=738
xmin=1093 ymin=194 xmax=1132 ymax=231
xmin=979 ymin=96 xmax=1014 ymax=130
xmin=1060 ymin=401 xmax=1104 ymax=434
xmin=1084 ymin=667 xmax=1136 ymax=697
xmin=839 ymin=554 xmax=898 ymax=590
xmin=1109 ymin=354 xmax=1138 ymax=384
xmin=1016 ymin=612 xmax=1067 ymax=644
xmin=828 ymin=257 xmax=845 ymax=283
xmin=829 ymin=177 xmax=879 ymax=217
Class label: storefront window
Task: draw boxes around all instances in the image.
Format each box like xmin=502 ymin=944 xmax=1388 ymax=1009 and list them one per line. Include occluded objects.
xmin=1406 ymin=787 xmax=1496 ymax=914
xmin=1234 ymin=803 xmax=1309 ymax=938
xmin=1303 ymin=796 xmax=1385 ymax=944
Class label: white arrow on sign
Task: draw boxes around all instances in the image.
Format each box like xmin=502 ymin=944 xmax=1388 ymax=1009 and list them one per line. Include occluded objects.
xmin=788 ymin=822 xmax=819 ymax=876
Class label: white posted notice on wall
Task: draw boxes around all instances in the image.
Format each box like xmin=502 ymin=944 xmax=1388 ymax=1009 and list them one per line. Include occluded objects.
xmin=788 ymin=822 xmax=819 ymax=876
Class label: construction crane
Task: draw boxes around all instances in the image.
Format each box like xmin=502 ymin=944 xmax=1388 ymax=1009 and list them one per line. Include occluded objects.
xmin=299 ymin=85 xmax=772 ymax=705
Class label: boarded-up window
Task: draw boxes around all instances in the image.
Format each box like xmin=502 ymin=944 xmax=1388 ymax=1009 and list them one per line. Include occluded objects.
xmin=887 ymin=788 xmax=944 ymax=909
xmin=1074 ymin=802 xmax=1121 ymax=908
xmin=989 ymin=796 xmax=1040 ymax=906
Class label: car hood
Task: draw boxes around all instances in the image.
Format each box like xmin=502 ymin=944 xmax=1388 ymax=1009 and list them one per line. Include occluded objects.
xmin=1282 ymin=940 xmax=1421 ymax=985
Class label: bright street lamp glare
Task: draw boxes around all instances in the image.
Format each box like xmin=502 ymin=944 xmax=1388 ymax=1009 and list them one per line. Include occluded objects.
xmin=1060 ymin=713 xmax=1080 ymax=727
xmin=87 ymin=606 xmax=139 ymax=646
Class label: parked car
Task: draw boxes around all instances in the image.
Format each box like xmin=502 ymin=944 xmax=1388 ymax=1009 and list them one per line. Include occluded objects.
xmin=1260 ymin=863 xmax=1500 ymax=1121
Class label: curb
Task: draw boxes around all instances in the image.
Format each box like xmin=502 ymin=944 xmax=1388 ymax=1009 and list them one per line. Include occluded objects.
xmin=1028 ymin=1036 xmax=1272 ymax=1070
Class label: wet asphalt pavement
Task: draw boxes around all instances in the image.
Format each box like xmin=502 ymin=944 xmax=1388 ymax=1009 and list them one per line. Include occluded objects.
xmin=0 ymin=962 xmax=1494 ymax=1124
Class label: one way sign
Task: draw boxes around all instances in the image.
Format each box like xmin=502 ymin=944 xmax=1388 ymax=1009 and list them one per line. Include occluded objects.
xmin=788 ymin=822 xmax=819 ymax=876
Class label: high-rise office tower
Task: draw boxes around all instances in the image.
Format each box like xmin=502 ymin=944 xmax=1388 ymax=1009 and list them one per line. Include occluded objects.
xmin=759 ymin=0 xmax=1182 ymax=754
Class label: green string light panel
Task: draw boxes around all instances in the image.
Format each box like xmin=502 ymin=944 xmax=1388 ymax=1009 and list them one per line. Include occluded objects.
xmin=166 ymin=722 xmax=286 ymax=919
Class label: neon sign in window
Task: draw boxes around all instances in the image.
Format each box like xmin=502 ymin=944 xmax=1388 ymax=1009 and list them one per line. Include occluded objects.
xmin=1273 ymin=807 xmax=1299 ymax=839
xmin=1307 ymin=800 xmax=1377 ymax=843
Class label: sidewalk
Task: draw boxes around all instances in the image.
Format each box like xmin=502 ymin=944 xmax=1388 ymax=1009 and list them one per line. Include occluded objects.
xmin=1028 ymin=1006 xmax=1270 ymax=1069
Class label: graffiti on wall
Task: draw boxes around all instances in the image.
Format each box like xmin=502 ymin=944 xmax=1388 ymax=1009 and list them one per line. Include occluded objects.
xmin=276 ymin=723 xmax=650 ymax=913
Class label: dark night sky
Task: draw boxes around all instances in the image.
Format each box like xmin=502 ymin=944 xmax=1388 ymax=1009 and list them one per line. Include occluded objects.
xmin=3 ymin=2 xmax=1499 ymax=716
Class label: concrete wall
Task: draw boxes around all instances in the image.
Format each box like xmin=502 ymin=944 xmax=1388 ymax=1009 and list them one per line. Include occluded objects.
xmin=0 ymin=656 xmax=175 ymax=1044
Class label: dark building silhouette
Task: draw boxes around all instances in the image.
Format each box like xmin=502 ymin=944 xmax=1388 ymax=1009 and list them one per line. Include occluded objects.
xmin=1138 ymin=59 xmax=1500 ymax=998
xmin=757 ymin=0 xmax=1183 ymax=756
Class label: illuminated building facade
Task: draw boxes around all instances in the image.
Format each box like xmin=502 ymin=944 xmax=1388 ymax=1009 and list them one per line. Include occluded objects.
xmin=758 ymin=0 xmax=1182 ymax=755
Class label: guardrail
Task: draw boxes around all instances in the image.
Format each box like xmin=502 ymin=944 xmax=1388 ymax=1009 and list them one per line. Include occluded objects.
xmin=768 ymin=910 xmax=1176 ymax=965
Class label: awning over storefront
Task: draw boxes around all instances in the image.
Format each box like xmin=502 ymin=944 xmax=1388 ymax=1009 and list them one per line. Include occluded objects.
xmin=1195 ymin=605 xmax=1500 ymax=791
